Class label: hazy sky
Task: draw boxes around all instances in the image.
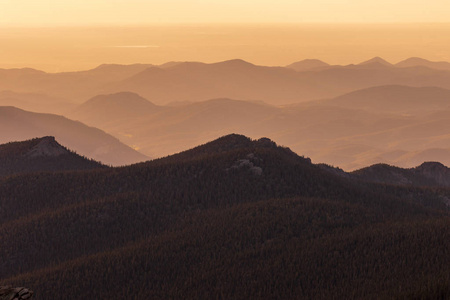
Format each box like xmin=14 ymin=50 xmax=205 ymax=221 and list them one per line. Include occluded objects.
xmin=1 ymin=0 xmax=449 ymax=25
xmin=1 ymin=1 xmax=449 ymax=71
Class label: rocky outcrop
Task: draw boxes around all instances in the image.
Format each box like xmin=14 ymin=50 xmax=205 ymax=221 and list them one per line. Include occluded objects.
xmin=414 ymin=162 xmax=450 ymax=187
xmin=26 ymin=136 xmax=68 ymax=158
xmin=0 ymin=286 xmax=33 ymax=300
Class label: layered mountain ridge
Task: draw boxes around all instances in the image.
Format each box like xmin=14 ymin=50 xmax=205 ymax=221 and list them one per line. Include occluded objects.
xmin=3 ymin=57 xmax=450 ymax=106
xmin=65 ymin=84 xmax=450 ymax=170
xmin=0 ymin=106 xmax=149 ymax=166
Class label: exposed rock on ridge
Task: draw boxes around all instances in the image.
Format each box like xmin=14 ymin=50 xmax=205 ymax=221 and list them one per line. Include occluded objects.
xmin=0 ymin=286 xmax=33 ymax=300
xmin=26 ymin=136 xmax=68 ymax=157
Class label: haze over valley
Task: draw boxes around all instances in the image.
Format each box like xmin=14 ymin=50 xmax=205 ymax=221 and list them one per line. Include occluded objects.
xmin=2 ymin=56 xmax=450 ymax=170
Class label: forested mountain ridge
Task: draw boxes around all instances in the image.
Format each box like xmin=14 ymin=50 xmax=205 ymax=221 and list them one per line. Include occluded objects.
xmin=1 ymin=134 xmax=450 ymax=299
xmin=0 ymin=136 xmax=105 ymax=177
xmin=351 ymin=161 xmax=450 ymax=188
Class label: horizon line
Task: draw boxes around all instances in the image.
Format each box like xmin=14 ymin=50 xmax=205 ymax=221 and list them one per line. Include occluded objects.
xmin=1 ymin=56 xmax=448 ymax=74
xmin=2 ymin=21 xmax=450 ymax=29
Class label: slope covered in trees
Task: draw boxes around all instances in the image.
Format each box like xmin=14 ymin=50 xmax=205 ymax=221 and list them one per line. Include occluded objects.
xmin=1 ymin=134 xmax=449 ymax=299
xmin=351 ymin=161 xmax=450 ymax=188
xmin=0 ymin=136 xmax=104 ymax=177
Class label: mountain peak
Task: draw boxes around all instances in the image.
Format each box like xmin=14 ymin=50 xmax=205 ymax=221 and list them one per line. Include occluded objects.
xmin=0 ymin=137 xmax=105 ymax=177
xmin=400 ymin=57 xmax=429 ymax=63
xmin=214 ymin=59 xmax=255 ymax=68
xmin=71 ymin=92 xmax=160 ymax=122
xmin=415 ymin=161 xmax=448 ymax=172
xmin=286 ymin=59 xmax=330 ymax=71
xmin=87 ymin=91 xmax=155 ymax=106
xmin=0 ymin=136 xmax=66 ymax=159
xmin=359 ymin=57 xmax=392 ymax=66
xmin=163 ymin=134 xmax=301 ymax=165
xmin=26 ymin=136 xmax=68 ymax=158
xmin=395 ymin=57 xmax=450 ymax=70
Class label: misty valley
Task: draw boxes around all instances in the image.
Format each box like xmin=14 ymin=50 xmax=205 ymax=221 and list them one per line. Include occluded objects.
xmin=2 ymin=57 xmax=450 ymax=299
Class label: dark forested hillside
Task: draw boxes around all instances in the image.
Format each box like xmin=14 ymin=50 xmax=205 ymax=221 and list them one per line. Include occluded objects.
xmin=1 ymin=134 xmax=449 ymax=299
xmin=0 ymin=136 xmax=104 ymax=177
xmin=351 ymin=161 xmax=450 ymax=188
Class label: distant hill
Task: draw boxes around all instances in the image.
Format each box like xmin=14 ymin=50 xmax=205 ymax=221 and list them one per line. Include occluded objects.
xmin=1 ymin=134 xmax=450 ymax=299
xmin=320 ymin=85 xmax=450 ymax=114
xmin=396 ymin=57 xmax=450 ymax=71
xmin=111 ymin=59 xmax=310 ymax=104
xmin=0 ymin=136 xmax=104 ymax=177
xmin=67 ymin=85 xmax=450 ymax=170
xmin=67 ymin=97 xmax=282 ymax=158
xmin=3 ymin=58 xmax=450 ymax=104
xmin=0 ymin=90 xmax=74 ymax=114
xmin=69 ymin=92 xmax=162 ymax=126
xmin=350 ymin=161 xmax=450 ymax=188
xmin=358 ymin=56 xmax=393 ymax=67
xmin=0 ymin=106 xmax=149 ymax=166
xmin=286 ymin=59 xmax=330 ymax=72
xmin=82 ymin=63 xmax=155 ymax=81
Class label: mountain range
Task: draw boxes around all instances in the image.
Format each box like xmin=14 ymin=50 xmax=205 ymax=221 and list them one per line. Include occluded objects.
xmin=1 ymin=135 xmax=450 ymax=299
xmin=65 ymin=84 xmax=450 ymax=170
xmin=2 ymin=56 xmax=450 ymax=299
xmin=3 ymin=57 xmax=450 ymax=106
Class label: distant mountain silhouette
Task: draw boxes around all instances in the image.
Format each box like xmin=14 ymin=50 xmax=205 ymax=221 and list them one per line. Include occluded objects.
xmin=0 ymin=136 xmax=104 ymax=177
xmin=396 ymin=57 xmax=450 ymax=70
xmin=320 ymin=85 xmax=450 ymax=114
xmin=3 ymin=58 xmax=450 ymax=104
xmin=67 ymin=97 xmax=282 ymax=158
xmin=67 ymin=84 xmax=450 ymax=170
xmin=111 ymin=59 xmax=311 ymax=104
xmin=358 ymin=57 xmax=393 ymax=67
xmin=0 ymin=106 xmax=148 ymax=166
xmin=87 ymin=63 xmax=154 ymax=79
xmin=0 ymin=90 xmax=74 ymax=114
xmin=286 ymin=59 xmax=330 ymax=72
xmin=69 ymin=92 xmax=162 ymax=126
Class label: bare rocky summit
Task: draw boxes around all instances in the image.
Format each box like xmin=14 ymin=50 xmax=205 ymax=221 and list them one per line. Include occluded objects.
xmin=0 ymin=286 xmax=33 ymax=300
xmin=26 ymin=136 xmax=68 ymax=158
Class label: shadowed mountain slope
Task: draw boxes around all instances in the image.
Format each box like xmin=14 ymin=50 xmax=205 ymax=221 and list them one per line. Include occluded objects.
xmin=0 ymin=137 xmax=104 ymax=177
xmin=351 ymin=161 xmax=450 ymax=188
xmin=0 ymin=106 xmax=148 ymax=166
xmin=1 ymin=134 xmax=450 ymax=299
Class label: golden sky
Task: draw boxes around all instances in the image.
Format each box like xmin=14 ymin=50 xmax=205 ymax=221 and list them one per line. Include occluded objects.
xmin=1 ymin=0 xmax=449 ymax=25
xmin=1 ymin=24 xmax=449 ymax=72
xmin=1 ymin=1 xmax=449 ymax=71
